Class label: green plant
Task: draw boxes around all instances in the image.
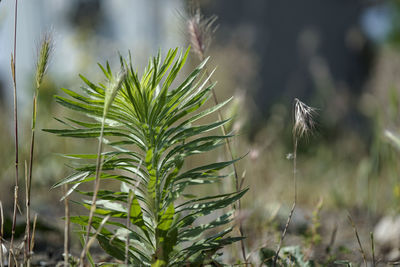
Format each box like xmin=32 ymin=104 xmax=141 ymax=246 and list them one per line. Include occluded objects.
xmin=46 ymin=47 xmax=246 ymax=266
xmin=260 ymin=246 xmax=315 ymax=267
xmin=304 ymin=197 xmax=323 ymax=254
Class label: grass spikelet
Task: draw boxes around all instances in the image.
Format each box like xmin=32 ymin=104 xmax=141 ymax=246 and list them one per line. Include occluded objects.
xmin=35 ymin=33 xmax=53 ymax=90
xmin=104 ymin=69 xmax=127 ymax=115
xmin=187 ymin=8 xmax=218 ymax=59
xmin=293 ymin=98 xmax=316 ymax=139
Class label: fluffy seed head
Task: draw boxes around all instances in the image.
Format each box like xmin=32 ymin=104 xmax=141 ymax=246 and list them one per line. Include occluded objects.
xmin=35 ymin=33 xmax=53 ymax=89
xmin=187 ymin=8 xmax=218 ymax=59
xmin=293 ymin=98 xmax=316 ymax=138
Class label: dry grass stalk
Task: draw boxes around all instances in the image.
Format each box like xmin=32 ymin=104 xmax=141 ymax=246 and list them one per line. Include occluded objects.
xmin=0 ymin=201 xmax=4 ymax=267
xmin=125 ymin=192 xmax=134 ymax=265
xmin=273 ymin=98 xmax=316 ymax=266
xmin=24 ymin=161 xmax=29 ymax=264
xmin=30 ymin=214 xmax=38 ymax=254
xmin=348 ymin=214 xmax=367 ymax=267
xmin=26 ymin=33 xmax=53 ymax=266
xmin=79 ymin=70 xmax=126 ymax=266
xmin=370 ymin=232 xmax=376 ymax=267
xmin=325 ymin=223 xmax=338 ymax=256
xmin=187 ymin=7 xmax=248 ymax=264
xmin=63 ymin=185 xmax=70 ymax=267
xmin=9 ymin=1 xmax=19 ymax=266
xmin=79 ymin=216 xmax=110 ymax=267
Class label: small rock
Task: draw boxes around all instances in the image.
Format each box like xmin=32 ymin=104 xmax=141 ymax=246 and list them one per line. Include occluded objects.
xmin=374 ymin=215 xmax=400 ymax=260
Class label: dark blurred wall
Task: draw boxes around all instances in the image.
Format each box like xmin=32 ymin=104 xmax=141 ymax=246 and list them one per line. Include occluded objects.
xmin=200 ymin=0 xmax=372 ymax=127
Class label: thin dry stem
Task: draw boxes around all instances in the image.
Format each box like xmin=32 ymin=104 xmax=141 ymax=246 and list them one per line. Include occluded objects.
xmin=26 ymin=97 xmax=35 ymax=264
xmin=370 ymin=232 xmax=375 ymax=267
xmin=79 ymin=116 xmax=106 ymax=267
xmin=24 ymin=161 xmax=30 ymax=265
xmin=9 ymin=186 xmax=18 ymax=267
xmin=79 ymin=216 xmax=110 ymax=266
xmin=85 ymin=215 xmax=110 ymax=253
xmin=273 ymin=138 xmax=298 ymax=266
xmin=10 ymin=1 xmax=19 ymax=266
xmin=187 ymin=8 xmax=247 ymax=263
xmin=26 ymin=33 xmax=53 ymax=265
xmin=205 ymin=64 xmax=247 ymax=265
xmin=125 ymin=192 xmax=134 ymax=265
xmin=79 ymin=71 xmax=125 ymax=266
xmin=348 ymin=214 xmax=367 ymax=267
xmin=326 ymin=223 xmax=338 ymax=255
xmin=0 ymin=201 xmax=4 ymax=267
xmin=63 ymin=185 xmax=70 ymax=267
xmin=30 ymin=214 xmax=38 ymax=253
xmin=274 ymin=98 xmax=315 ymax=266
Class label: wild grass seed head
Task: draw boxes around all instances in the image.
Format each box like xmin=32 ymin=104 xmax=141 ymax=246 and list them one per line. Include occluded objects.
xmin=104 ymin=69 xmax=127 ymax=115
xmin=187 ymin=8 xmax=218 ymax=59
xmin=293 ymin=98 xmax=316 ymax=138
xmin=35 ymin=32 xmax=53 ymax=89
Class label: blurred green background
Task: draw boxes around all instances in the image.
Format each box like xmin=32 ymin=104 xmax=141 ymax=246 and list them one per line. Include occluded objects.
xmin=1 ymin=0 xmax=400 ymax=263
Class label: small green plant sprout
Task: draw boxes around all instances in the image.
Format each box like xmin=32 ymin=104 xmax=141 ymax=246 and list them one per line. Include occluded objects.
xmin=304 ymin=197 xmax=323 ymax=259
xmin=46 ymin=47 xmax=247 ymax=266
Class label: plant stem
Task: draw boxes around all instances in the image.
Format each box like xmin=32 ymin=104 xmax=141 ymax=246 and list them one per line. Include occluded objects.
xmin=25 ymin=93 xmax=37 ymax=267
xmin=203 ymin=67 xmax=247 ymax=264
xmin=125 ymin=191 xmax=134 ymax=265
xmin=30 ymin=214 xmax=37 ymax=255
xmin=0 ymin=201 xmax=4 ymax=267
xmin=10 ymin=1 xmax=19 ymax=265
xmin=23 ymin=161 xmax=29 ymax=266
xmin=371 ymin=232 xmax=375 ymax=267
xmin=348 ymin=214 xmax=367 ymax=267
xmin=273 ymin=138 xmax=298 ymax=266
xmin=79 ymin=115 xmax=106 ymax=266
xmin=63 ymin=185 xmax=70 ymax=267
